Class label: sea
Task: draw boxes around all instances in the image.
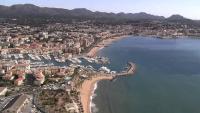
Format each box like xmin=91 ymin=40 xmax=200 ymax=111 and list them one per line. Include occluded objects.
xmin=91 ymin=36 xmax=200 ymax=113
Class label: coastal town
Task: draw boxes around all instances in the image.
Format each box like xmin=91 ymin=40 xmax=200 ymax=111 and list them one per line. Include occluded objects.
xmin=0 ymin=20 xmax=138 ymax=113
xmin=1 ymin=4 xmax=200 ymax=113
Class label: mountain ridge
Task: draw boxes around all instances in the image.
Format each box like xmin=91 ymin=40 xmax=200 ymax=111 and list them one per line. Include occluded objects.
xmin=0 ymin=4 xmax=199 ymax=26
xmin=0 ymin=4 xmax=170 ymax=20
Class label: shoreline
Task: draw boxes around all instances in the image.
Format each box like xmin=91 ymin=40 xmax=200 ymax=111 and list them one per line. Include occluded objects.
xmin=81 ymin=35 xmax=133 ymax=113
xmin=90 ymin=82 xmax=98 ymax=113
xmin=85 ymin=34 xmax=200 ymax=58
xmin=87 ymin=35 xmax=129 ymax=57
xmin=79 ymin=75 xmax=113 ymax=113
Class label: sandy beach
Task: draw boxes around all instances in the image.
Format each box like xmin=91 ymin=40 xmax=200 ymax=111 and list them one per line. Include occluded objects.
xmin=79 ymin=75 xmax=113 ymax=113
xmin=80 ymin=35 xmax=129 ymax=113
xmin=87 ymin=35 xmax=128 ymax=57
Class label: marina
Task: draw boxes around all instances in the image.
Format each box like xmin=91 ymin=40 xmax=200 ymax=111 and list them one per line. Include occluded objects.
xmin=42 ymin=55 xmax=51 ymax=60
xmin=28 ymin=54 xmax=41 ymax=61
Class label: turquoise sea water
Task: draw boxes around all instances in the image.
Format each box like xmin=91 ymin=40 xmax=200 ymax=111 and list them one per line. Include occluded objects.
xmin=92 ymin=36 xmax=200 ymax=113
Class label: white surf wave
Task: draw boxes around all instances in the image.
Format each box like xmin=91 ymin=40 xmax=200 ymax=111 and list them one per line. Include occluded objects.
xmin=90 ymin=82 xmax=99 ymax=113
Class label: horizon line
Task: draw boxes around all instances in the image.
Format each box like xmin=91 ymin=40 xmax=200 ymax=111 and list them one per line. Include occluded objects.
xmin=1 ymin=3 xmax=197 ymax=20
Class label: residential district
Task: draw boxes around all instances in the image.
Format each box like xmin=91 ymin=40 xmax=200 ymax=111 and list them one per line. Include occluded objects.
xmin=0 ymin=20 xmax=200 ymax=113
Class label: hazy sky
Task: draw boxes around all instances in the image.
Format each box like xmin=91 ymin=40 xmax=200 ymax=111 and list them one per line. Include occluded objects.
xmin=1 ymin=0 xmax=200 ymax=19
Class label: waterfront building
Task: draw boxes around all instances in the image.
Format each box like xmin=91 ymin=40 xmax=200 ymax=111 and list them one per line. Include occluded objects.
xmin=14 ymin=63 xmax=30 ymax=71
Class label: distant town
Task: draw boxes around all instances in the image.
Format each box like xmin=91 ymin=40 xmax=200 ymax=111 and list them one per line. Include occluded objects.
xmin=0 ymin=4 xmax=200 ymax=113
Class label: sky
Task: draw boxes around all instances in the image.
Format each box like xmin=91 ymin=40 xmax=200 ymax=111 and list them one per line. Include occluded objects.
xmin=1 ymin=0 xmax=200 ymax=20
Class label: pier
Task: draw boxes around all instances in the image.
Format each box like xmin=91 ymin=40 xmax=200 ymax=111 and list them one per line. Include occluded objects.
xmin=113 ymin=62 xmax=136 ymax=78
xmin=78 ymin=62 xmax=136 ymax=113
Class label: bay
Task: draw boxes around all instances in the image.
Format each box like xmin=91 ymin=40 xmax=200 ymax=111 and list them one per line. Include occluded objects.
xmin=92 ymin=36 xmax=200 ymax=113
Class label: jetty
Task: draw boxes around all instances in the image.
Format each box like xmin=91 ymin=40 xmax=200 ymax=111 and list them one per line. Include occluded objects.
xmin=112 ymin=62 xmax=136 ymax=79
xmin=79 ymin=62 xmax=136 ymax=113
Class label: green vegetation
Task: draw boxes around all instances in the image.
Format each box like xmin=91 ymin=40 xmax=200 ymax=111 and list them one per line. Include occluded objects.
xmin=36 ymin=89 xmax=73 ymax=113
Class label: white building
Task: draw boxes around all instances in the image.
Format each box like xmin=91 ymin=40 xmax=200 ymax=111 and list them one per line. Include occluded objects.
xmin=0 ymin=87 xmax=7 ymax=96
